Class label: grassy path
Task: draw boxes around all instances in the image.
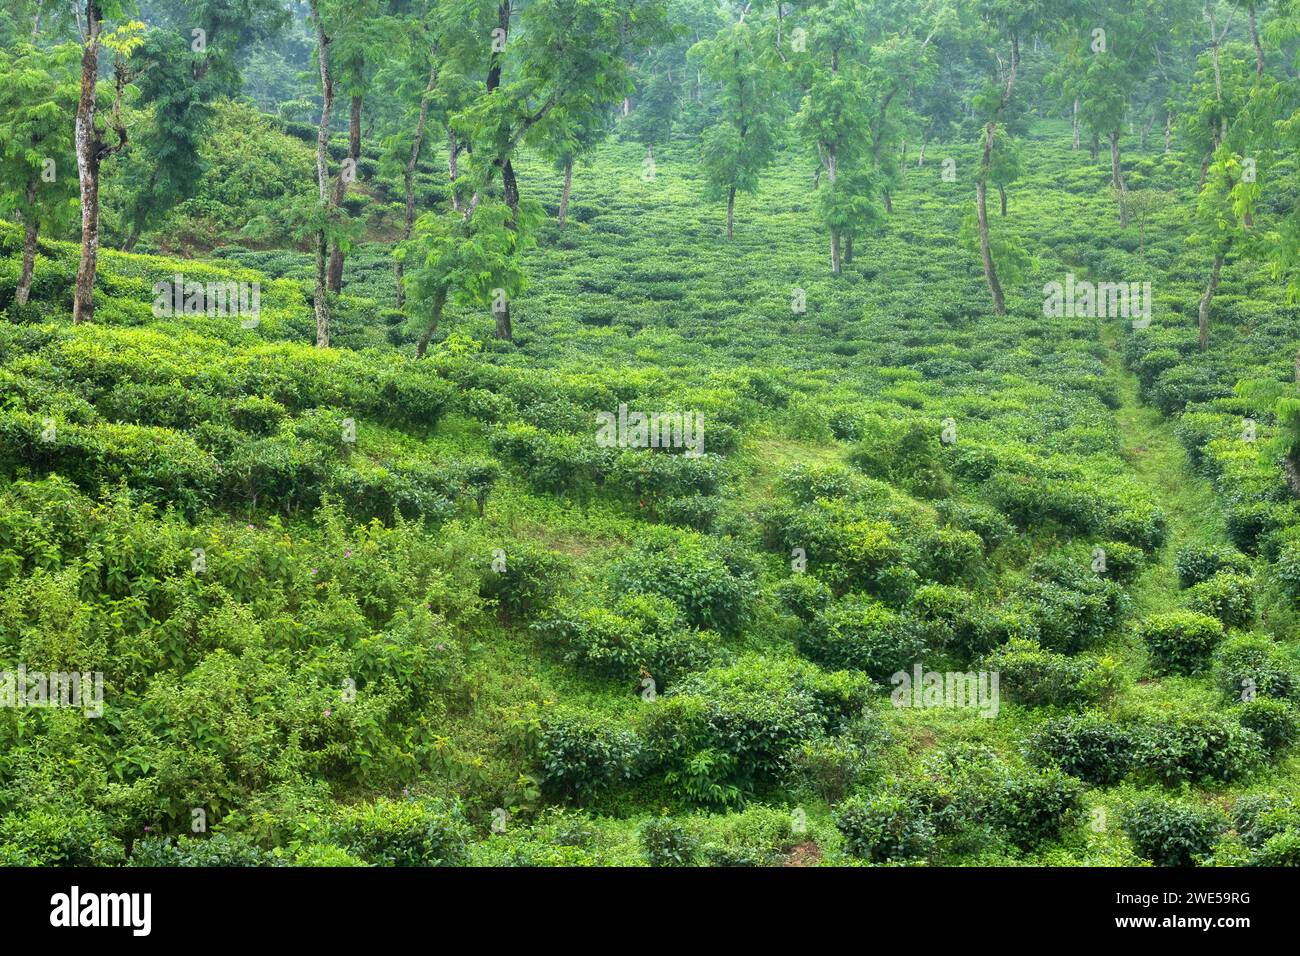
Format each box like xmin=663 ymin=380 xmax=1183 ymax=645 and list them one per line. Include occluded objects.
xmin=1099 ymin=321 xmax=1227 ymax=616
xmin=1096 ymin=321 xmax=1230 ymax=695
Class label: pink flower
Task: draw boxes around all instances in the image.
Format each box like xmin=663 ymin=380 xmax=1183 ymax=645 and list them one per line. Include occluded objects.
xmin=323 ymin=709 xmax=332 ymax=717
xmin=310 ymin=568 xmax=317 ymax=577
xmin=143 ymin=825 xmax=152 ymax=833
xmin=344 ymin=549 xmax=352 ymax=558
xmin=437 ymin=643 xmax=445 ymax=652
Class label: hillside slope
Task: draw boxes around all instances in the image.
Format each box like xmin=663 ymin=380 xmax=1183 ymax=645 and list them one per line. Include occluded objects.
xmin=2 ymin=119 xmax=1299 ymax=867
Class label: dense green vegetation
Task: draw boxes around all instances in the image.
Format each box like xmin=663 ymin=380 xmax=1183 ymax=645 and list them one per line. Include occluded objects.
xmin=2 ymin=0 xmax=1300 ymax=868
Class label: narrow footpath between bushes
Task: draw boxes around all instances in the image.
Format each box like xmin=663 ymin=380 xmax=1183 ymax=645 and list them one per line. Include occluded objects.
xmin=1097 ymin=319 xmax=1230 ymax=624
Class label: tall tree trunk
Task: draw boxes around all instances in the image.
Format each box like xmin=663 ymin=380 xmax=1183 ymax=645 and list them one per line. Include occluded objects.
xmin=976 ymin=178 xmax=1004 ymax=315
xmin=1072 ymin=98 xmax=1080 ymax=149
xmin=1090 ymin=131 xmax=1099 ymax=161
xmin=416 ymin=290 xmax=446 ymax=358
xmin=1198 ymin=253 xmax=1223 ymax=352
xmin=918 ymin=140 xmax=926 ymax=166
xmin=72 ymin=3 xmax=103 ymax=325
xmin=448 ymin=128 xmax=460 ymax=211
xmin=494 ymin=311 xmax=513 ymax=340
xmin=977 ymin=34 xmax=1017 ymax=317
xmin=310 ymin=0 xmax=333 ymax=348
xmin=558 ymin=155 xmax=573 ymax=226
xmin=16 ymin=180 xmax=38 ymax=305
xmin=1110 ymin=130 xmax=1128 ymax=225
xmin=327 ymin=93 xmax=361 ymax=294
xmin=883 ymin=188 xmax=892 ymax=214
xmin=826 ymin=143 xmax=840 ymax=275
xmin=1249 ymin=4 xmax=1265 ymax=77
xmin=999 ymin=184 xmax=1007 ymax=217
xmin=396 ymin=50 xmax=438 ymax=309
xmin=496 ymin=155 xmax=519 ymax=341
xmin=726 ymin=185 xmax=735 ymax=238
xmin=1141 ymin=112 xmax=1155 ymax=149
xmin=844 ymin=234 xmax=853 ymax=263
xmin=1165 ymin=112 xmax=1172 ymax=152
xmin=485 ymin=1 xmax=515 ymax=342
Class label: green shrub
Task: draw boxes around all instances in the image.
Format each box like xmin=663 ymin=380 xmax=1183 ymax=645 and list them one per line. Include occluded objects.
xmin=534 ymin=597 xmax=717 ymax=687
xmin=848 ymin=419 xmax=951 ymax=498
xmin=991 ymin=769 xmax=1083 ymax=850
xmin=834 ymin=792 xmax=935 ymax=862
xmin=1274 ymin=540 xmax=1300 ymax=603
xmin=611 ymin=534 xmax=752 ymax=634
xmin=642 ymin=657 xmax=870 ymax=806
xmin=0 ymin=808 xmax=125 ymax=866
xmin=1090 ymin=540 xmax=1146 ymax=585
xmin=1235 ymin=699 xmax=1296 ymax=757
xmin=1174 ymin=543 xmax=1251 ymax=588
xmin=1214 ymin=635 xmax=1299 ymax=702
xmin=1137 ymin=714 xmax=1264 ymax=785
xmin=1183 ymin=572 xmax=1254 ymax=629
xmin=1252 ymin=829 xmax=1300 ymax=865
xmin=908 ymin=583 xmax=976 ymax=654
xmin=537 ymin=711 xmax=644 ymax=802
xmin=1138 ymin=611 xmax=1224 ymax=675
xmin=1232 ymin=795 xmax=1296 ymax=850
xmin=772 ymin=574 xmax=833 ymax=623
xmin=1028 ymin=714 xmax=1134 ymax=786
xmin=287 ymin=844 xmax=370 ymax=866
xmin=129 ymin=832 xmax=273 ymax=866
xmin=1015 ymin=560 xmax=1124 ymax=654
xmin=658 ymin=494 xmax=720 ymax=530
xmin=801 ymin=597 xmax=926 ymax=679
xmin=478 ymin=543 xmax=569 ymax=620
xmin=1225 ymin=501 xmax=1283 ymax=554
xmin=785 ymin=735 xmax=868 ymax=804
xmin=230 ymin=394 xmax=288 ymax=435
xmin=916 ymin=527 xmax=985 ymax=583
xmin=1122 ymin=797 xmax=1226 ymax=867
xmin=639 ymin=816 xmax=698 ymax=866
xmin=983 ymin=639 xmax=1117 ymax=709
xmin=330 ymin=798 xmax=471 ymax=866
xmin=934 ymin=499 xmax=1015 ymax=552
xmin=1227 ymin=795 xmax=1300 ymax=864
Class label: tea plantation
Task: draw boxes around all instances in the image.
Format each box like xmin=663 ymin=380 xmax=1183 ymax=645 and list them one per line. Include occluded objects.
xmin=3 ymin=0 xmax=1300 ymax=869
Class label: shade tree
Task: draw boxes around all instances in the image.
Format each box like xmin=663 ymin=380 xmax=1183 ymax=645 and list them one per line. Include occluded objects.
xmin=0 ymin=42 xmax=81 ymax=305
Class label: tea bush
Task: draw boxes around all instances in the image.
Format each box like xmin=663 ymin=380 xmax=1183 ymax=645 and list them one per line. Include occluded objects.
xmin=834 ymin=792 xmax=936 ymax=863
xmin=1123 ymin=797 xmax=1227 ymax=867
xmin=1139 ymin=611 xmax=1225 ymax=675
xmin=536 ymin=710 xmax=645 ymax=802
xmin=1027 ymin=714 xmax=1135 ymax=786
xmin=329 ymin=798 xmax=471 ymax=866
